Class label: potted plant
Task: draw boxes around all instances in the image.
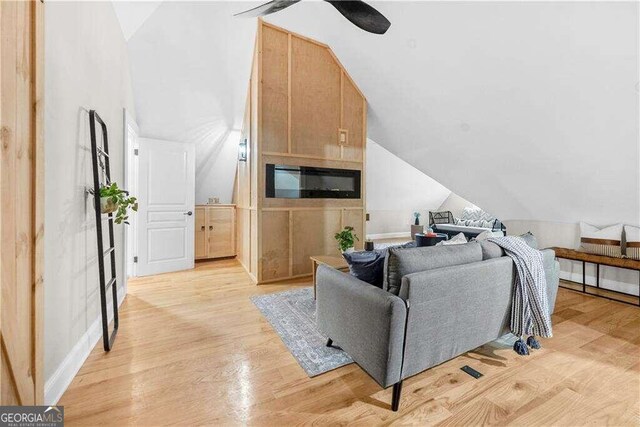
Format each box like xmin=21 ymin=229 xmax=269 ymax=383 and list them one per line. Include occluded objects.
xmin=99 ymin=182 xmax=138 ymax=225
xmin=335 ymin=226 xmax=359 ymax=253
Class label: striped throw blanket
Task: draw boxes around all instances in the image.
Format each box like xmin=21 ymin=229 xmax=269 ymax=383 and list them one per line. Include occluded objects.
xmin=488 ymin=236 xmax=553 ymax=355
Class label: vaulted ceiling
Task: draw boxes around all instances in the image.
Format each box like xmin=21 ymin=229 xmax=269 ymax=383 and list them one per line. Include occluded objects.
xmin=123 ymin=1 xmax=639 ymax=225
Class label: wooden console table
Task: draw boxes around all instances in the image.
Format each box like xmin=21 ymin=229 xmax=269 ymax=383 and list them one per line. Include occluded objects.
xmin=551 ymin=247 xmax=640 ymax=306
xmin=310 ymin=255 xmax=349 ymax=300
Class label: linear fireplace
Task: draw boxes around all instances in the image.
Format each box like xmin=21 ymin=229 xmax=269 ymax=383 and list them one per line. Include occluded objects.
xmin=265 ymin=164 xmax=361 ymax=199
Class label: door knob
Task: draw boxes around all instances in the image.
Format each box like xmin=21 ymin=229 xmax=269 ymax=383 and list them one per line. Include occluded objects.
xmin=184 ymin=211 xmax=193 ymax=216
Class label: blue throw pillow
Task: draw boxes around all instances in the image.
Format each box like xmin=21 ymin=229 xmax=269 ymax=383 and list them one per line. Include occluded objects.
xmin=342 ymin=250 xmax=386 ymax=288
xmin=342 ymin=241 xmax=415 ymax=288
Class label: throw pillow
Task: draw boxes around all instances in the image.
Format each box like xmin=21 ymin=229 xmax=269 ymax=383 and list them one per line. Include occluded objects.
xmin=580 ymin=222 xmax=623 ymax=258
xmin=520 ymin=231 xmax=538 ymax=250
xmin=461 ymin=206 xmax=483 ymax=221
xmin=454 ymin=219 xmax=491 ymax=228
xmin=342 ymin=250 xmax=386 ymax=288
xmin=436 ymin=232 xmax=467 ymax=245
xmin=624 ymin=225 xmax=640 ymax=260
xmin=475 ymin=230 xmax=505 ymax=241
xmin=461 ymin=206 xmax=495 ymax=222
xmin=343 ymin=241 xmax=417 ymax=288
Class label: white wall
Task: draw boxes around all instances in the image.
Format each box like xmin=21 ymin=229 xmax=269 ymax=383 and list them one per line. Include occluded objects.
xmin=44 ymin=1 xmax=136 ymax=403
xmin=437 ymin=192 xmax=477 ymax=219
xmin=366 ymin=139 xmax=451 ymax=236
xmin=126 ymin=2 xmax=256 ymax=205
xmin=194 ymin=129 xmax=240 ymax=205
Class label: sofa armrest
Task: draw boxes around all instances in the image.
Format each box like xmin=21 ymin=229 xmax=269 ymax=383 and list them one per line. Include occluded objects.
xmin=541 ymin=248 xmax=560 ymax=313
xmin=316 ymin=265 xmax=407 ymax=388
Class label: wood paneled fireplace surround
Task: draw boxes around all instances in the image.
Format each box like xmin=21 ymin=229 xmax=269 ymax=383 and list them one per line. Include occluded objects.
xmin=234 ymin=20 xmax=367 ymax=284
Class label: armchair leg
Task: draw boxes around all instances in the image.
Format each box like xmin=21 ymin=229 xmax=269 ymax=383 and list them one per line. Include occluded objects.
xmin=326 ymin=338 xmax=333 ymax=347
xmin=391 ymin=381 xmax=403 ymax=411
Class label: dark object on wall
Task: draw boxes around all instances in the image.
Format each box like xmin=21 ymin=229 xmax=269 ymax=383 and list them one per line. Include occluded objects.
xmin=234 ymin=0 xmax=391 ymax=35
xmin=266 ymin=164 xmax=361 ymax=199
xmin=88 ymin=110 xmax=120 ymax=352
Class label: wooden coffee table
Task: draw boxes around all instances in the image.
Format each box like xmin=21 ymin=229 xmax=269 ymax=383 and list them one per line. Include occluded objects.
xmin=310 ymin=254 xmax=349 ymax=299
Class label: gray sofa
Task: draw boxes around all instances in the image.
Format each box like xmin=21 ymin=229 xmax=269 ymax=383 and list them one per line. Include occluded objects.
xmin=316 ymin=240 xmax=559 ymax=411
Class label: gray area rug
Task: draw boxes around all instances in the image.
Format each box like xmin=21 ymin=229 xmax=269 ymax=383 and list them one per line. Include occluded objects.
xmin=251 ymin=287 xmax=353 ymax=377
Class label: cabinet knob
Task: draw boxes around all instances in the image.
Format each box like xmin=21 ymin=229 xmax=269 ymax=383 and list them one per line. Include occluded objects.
xmin=201 ymin=226 xmax=205 ymax=231
xmin=209 ymin=225 xmax=213 ymax=230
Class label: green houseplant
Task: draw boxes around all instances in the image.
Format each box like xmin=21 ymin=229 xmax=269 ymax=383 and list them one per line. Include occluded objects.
xmin=99 ymin=182 xmax=138 ymax=225
xmin=334 ymin=226 xmax=359 ymax=253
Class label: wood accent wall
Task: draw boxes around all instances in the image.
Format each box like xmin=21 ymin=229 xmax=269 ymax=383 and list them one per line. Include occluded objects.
xmin=1 ymin=1 xmax=44 ymax=404
xmin=235 ymin=20 xmax=366 ymax=284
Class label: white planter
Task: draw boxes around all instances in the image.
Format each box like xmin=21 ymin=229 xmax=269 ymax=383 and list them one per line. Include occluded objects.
xmin=100 ymin=196 xmax=118 ymax=214
xmin=342 ymin=247 xmax=355 ymax=254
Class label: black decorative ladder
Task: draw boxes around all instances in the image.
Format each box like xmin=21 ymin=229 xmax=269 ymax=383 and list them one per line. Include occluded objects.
xmin=89 ymin=110 xmax=119 ymax=351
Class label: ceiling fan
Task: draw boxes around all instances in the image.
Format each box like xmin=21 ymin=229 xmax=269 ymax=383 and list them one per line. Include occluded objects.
xmin=234 ymin=0 xmax=391 ymax=35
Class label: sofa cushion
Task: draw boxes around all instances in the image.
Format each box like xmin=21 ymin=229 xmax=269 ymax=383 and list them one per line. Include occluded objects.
xmin=479 ymin=232 xmax=539 ymax=260
xmin=479 ymin=240 xmax=505 ymax=260
xmin=384 ymin=242 xmax=483 ymax=295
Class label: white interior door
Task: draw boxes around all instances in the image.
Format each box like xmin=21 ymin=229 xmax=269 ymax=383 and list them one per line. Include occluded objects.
xmin=137 ymin=138 xmax=195 ymax=276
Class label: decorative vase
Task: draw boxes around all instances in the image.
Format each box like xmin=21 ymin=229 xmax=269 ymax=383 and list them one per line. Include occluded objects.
xmin=414 ymin=217 xmax=420 ymax=226
xmin=100 ymin=196 xmax=118 ymax=214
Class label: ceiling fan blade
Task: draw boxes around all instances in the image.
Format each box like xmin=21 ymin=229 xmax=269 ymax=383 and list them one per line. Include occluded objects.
xmin=234 ymin=0 xmax=302 ymax=18
xmin=324 ymin=1 xmax=391 ymax=34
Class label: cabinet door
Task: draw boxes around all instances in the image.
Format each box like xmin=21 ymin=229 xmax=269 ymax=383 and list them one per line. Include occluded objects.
xmin=195 ymin=208 xmax=207 ymax=259
xmin=207 ymin=208 xmax=235 ymax=258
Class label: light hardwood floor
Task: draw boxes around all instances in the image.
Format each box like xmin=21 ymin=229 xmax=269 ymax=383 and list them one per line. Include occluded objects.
xmin=60 ymin=259 xmax=640 ymax=426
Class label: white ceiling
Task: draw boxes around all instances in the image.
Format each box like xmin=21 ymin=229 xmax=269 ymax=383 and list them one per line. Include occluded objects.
xmin=124 ymin=1 xmax=639 ymax=225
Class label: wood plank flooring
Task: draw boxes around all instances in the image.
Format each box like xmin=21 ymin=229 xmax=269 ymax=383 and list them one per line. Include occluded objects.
xmin=60 ymin=259 xmax=640 ymax=426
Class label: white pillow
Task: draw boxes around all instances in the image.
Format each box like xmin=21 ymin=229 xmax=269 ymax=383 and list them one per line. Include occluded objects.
xmin=624 ymin=225 xmax=640 ymax=260
xmin=579 ymin=222 xmax=623 ymax=258
xmin=436 ymin=232 xmax=467 ymax=246
xmin=475 ymin=230 xmax=505 ymax=241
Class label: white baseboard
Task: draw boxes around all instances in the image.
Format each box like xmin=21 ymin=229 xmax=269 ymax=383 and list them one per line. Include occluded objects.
xmin=44 ymin=288 xmax=126 ymax=405
xmin=366 ymin=232 xmax=412 ymax=240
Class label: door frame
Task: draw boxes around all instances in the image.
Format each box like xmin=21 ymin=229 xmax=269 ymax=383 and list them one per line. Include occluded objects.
xmin=123 ymin=108 xmax=139 ymax=282
xmin=0 ymin=1 xmax=44 ymax=404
